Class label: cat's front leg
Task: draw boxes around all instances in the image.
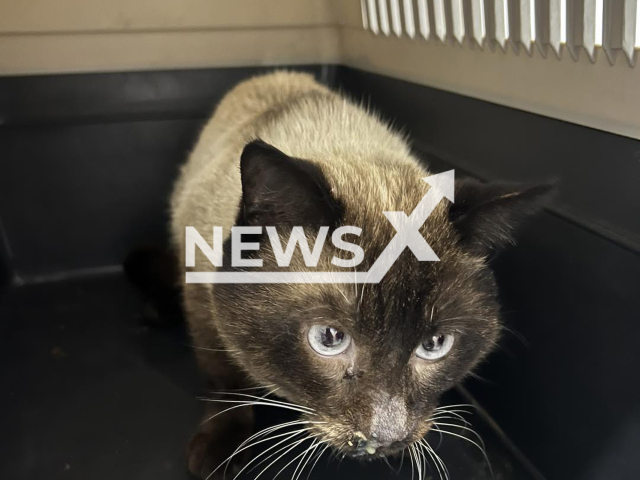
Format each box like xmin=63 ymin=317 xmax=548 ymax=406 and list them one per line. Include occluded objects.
xmin=187 ymin=394 xmax=255 ymax=479
xmin=183 ymin=285 xmax=257 ymax=479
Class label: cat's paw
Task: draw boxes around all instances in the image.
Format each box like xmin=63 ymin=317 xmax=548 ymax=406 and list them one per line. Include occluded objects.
xmin=186 ymin=427 xmax=251 ymax=479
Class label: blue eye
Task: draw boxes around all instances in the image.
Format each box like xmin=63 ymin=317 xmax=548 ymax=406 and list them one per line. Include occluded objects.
xmin=415 ymin=334 xmax=455 ymax=360
xmin=308 ymin=325 xmax=351 ymax=356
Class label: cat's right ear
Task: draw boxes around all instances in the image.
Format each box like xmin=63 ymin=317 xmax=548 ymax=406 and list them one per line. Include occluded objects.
xmin=239 ymin=140 xmax=342 ymax=228
xmin=449 ymin=178 xmax=555 ymax=254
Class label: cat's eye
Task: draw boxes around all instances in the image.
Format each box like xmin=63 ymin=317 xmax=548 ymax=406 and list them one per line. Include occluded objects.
xmin=308 ymin=325 xmax=351 ymax=356
xmin=415 ymin=334 xmax=454 ymax=361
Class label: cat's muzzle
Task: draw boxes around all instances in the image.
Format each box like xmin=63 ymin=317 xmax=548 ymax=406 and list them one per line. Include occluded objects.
xmin=345 ymin=431 xmax=406 ymax=458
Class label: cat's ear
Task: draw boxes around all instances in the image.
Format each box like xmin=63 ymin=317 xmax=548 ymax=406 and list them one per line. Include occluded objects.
xmin=449 ymin=179 xmax=554 ymax=253
xmin=239 ymin=140 xmax=342 ymax=228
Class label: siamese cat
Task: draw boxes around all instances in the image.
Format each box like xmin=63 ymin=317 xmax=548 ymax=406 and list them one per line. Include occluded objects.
xmin=169 ymin=71 xmax=549 ymax=478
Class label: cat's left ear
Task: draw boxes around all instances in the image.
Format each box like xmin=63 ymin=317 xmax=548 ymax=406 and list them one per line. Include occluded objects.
xmin=239 ymin=139 xmax=342 ymax=228
xmin=449 ymin=179 xmax=555 ymax=253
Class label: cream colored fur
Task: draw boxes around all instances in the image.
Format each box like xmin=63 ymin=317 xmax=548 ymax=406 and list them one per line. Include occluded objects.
xmin=170 ymin=71 xmax=435 ymax=274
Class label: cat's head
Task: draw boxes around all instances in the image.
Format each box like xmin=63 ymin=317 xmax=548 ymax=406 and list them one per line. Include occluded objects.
xmin=211 ymin=140 xmax=551 ymax=457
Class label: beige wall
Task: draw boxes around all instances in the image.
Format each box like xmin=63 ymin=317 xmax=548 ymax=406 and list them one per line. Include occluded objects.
xmin=0 ymin=0 xmax=340 ymax=74
xmin=0 ymin=0 xmax=335 ymax=32
xmin=1 ymin=0 xmax=639 ymax=140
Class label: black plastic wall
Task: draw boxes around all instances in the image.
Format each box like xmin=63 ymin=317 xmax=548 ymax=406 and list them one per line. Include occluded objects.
xmin=0 ymin=65 xmax=335 ymax=283
xmin=335 ymin=67 xmax=640 ymax=480
xmin=1 ymin=65 xmax=639 ymax=479
xmin=0 ymin=218 xmax=12 ymax=291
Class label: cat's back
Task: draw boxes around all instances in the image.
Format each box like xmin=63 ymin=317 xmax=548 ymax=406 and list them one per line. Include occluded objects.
xmin=170 ymin=71 xmax=327 ymax=250
xmin=170 ymin=71 xmax=416 ymax=263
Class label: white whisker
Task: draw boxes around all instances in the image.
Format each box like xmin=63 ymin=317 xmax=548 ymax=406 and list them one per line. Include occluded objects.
xmin=431 ymin=422 xmax=485 ymax=450
xmin=292 ymin=438 xmax=319 ymax=480
xmin=234 ymin=419 xmax=311 ymax=453
xmin=227 ymin=420 xmax=324 ymax=477
xmin=419 ymin=440 xmax=444 ymax=480
xmin=426 ymin=439 xmax=451 ymax=480
xmin=232 ymin=430 xmax=313 ymax=480
xmin=380 ymin=454 xmax=393 ymax=472
xmin=414 ymin=443 xmax=425 ymax=480
xmin=306 ymin=443 xmax=330 ymax=480
xmin=432 ymin=407 xmax=474 ymax=417
xmin=209 ymin=384 xmax=277 ymax=393
xmin=433 ymin=445 xmax=451 ymax=480
xmin=435 ymin=403 xmax=476 ymax=411
xmin=416 ymin=442 xmax=432 ymax=480
xmin=187 ymin=343 xmax=237 ymax=353
xmin=429 ymin=413 xmax=471 ymax=427
xmin=221 ymin=421 xmax=308 ymax=477
xmin=206 ymin=425 xmax=314 ymax=480
xmin=352 ymin=265 xmax=357 ymax=300
xmin=358 ymin=267 xmax=374 ymax=311
xmin=337 ymin=285 xmax=350 ymax=305
xmin=204 ymin=390 xmax=315 ymax=414
xmin=407 ymin=445 xmax=416 ymax=480
xmin=200 ymin=399 xmax=316 ymax=417
xmin=431 ymin=426 xmax=492 ymax=476
xmin=244 ymin=436 xmax=312 ymax=476
xmin=270 ymin=439 xmax=325 ymax=480
xmin=252 ymin=435 xmax=319 ymax=480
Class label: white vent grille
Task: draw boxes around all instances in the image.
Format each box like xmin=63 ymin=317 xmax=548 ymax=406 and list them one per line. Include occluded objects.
xmin=361 ymin=0 xmax=640 ymax=66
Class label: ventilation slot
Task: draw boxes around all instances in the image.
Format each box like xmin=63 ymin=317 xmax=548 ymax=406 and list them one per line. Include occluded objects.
xmin=361 ymin=0 xmax=640 ymax=66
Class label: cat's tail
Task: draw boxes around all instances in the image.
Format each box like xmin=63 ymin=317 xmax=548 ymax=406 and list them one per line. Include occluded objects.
xmin=123 ymin=246 xmax=184 ymax=325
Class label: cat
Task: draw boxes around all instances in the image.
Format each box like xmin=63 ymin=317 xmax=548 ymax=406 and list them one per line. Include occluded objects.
xmin=169 ymin=71 xmax=550 ymax=478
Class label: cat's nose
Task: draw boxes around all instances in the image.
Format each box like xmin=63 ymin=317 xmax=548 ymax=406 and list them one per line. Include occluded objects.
xmin=368 ymin=393 xmax=410 ymax=446
xmin=369 ymin=431 xmax=407 ymax=447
